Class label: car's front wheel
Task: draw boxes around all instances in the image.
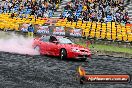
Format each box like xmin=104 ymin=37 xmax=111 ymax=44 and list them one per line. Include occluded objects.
xmin=34 ymin=46 xmax=40 ymax=55
xmin=60 ymin=49 xmax=67 ymax=60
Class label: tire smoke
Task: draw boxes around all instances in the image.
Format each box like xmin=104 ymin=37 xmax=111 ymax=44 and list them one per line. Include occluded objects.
xmin=0 ymin=32 xmax=39 ymax=55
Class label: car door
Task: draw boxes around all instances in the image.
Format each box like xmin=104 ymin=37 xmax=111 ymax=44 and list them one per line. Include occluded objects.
xmin=39 ymin=36 xmax=50 ymax=54
xmin=47 ymin=36 xmax=59 ymax=56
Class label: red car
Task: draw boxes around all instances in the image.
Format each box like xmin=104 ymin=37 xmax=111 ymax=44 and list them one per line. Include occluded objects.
xmin=33 ymin=35 xmax=91 ymax=61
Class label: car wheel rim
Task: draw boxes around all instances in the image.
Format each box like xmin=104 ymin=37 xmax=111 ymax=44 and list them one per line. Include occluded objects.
xmin=35 ymin=46 xmax=39 ymax=51
xmin=35 ymin=46 xmax=40 ymax=55
xmin=61 ymin=50 xmax=64 ymax=59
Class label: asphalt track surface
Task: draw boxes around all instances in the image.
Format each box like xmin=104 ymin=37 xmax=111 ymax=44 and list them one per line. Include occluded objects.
xmin=0 ymin=52 xmax=132 ymax=88
xmin=0 ymin=31 xmax=132 ymax=88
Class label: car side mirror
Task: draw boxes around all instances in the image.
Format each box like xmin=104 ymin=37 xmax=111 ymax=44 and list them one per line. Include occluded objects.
xmin=52 ymin=41 xmax=59 ymax=44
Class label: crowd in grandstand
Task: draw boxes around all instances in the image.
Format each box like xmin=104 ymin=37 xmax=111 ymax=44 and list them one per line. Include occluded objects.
xmin=61 ymin=0 xmax=130 ymax=24
xmin=0 ymin=0 xmax=59 ymax=18
xmin=0 ymin=0 xmax=131 ymax=24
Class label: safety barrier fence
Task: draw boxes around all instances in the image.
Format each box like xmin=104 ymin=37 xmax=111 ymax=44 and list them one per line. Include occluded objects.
xmin=0 ymin=13 xmax=132 ymax=43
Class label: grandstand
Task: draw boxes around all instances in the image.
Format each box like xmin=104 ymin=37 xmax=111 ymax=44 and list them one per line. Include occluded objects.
xmin=0 ymin=0 xmax=131 ymax=43
xmin=56 ymin=0 xmax=132 ymax=42
xmin=55 ymin=20 xmax=132 ymax=42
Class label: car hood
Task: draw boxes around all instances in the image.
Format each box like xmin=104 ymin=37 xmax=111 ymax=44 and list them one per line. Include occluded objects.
xmin=61 ymin=44 xmax=90 ymax=51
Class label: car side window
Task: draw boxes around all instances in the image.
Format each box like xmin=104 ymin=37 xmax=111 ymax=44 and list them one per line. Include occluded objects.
xmin=41 ymin=36 xmax=50 ymax=42
xmin=49 ymin=36 xmax=57 ymax=42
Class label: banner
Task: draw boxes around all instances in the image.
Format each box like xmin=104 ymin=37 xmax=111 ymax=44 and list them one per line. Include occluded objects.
xmin=36 ymin=26 xmax=50 ymax=34
xmin=53 ymin=27 xmax=65 ymax=36
xmin=19 ymin=23 xmax=83 ymax=38
xmin=70 ymin=29 xmax=82 ymax=37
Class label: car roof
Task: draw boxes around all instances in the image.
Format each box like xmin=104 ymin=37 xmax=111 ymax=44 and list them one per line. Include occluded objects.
xmin=41 ymin=35 xmax=64 ymax=38
xmin=55 ymin=36 xmax=64 ymax=38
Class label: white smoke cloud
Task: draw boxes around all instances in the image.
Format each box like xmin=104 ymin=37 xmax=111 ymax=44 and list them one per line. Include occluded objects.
xmin=0 ymin=32 xmax=39 ymax=55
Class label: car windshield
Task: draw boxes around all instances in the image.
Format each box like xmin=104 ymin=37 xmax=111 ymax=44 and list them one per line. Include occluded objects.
xmin=58 ymin=38 xmax=74 ymax=44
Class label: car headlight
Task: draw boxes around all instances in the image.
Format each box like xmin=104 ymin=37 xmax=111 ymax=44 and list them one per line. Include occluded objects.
xmin=72 ymin=48 xmax=80 ymax=52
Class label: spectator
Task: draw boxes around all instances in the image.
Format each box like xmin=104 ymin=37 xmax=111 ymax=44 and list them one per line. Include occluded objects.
xmin=10 ymin=12 xmax=15 ymax=18
xmin=27 ymin=24 xmax=34 ymax=37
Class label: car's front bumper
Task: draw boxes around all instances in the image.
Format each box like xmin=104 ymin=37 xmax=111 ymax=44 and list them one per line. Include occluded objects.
xmin=75 ymin=54 xmax=91 ymax=59
xmin=67 ymin=52 xmax=91 ymax=59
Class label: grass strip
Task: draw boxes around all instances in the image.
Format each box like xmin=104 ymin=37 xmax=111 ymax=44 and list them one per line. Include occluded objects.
xmin=77 ymin=42 xmax=132 ymax=54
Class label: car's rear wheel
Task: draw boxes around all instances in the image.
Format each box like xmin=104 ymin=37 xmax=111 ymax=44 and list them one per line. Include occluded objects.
xmin=34 ymin=46 xmax=40 ymax=55
xmin=60 ymin=49 xmax=67 ymax=60
xmin=80 ymin=58 xmax=87 ymax=61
